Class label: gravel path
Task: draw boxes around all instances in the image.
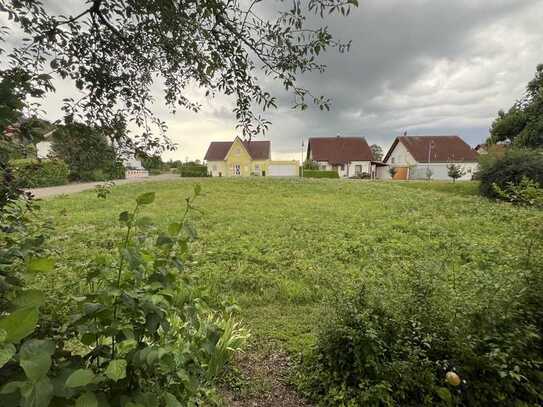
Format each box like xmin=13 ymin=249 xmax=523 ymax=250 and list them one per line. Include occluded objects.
xmin=27 ymin=173 xmax=180 ymax=199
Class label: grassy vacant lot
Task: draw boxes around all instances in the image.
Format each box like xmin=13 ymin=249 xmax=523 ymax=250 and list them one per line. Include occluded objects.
xmin=38 ymin=178 xmax=540 ymax=354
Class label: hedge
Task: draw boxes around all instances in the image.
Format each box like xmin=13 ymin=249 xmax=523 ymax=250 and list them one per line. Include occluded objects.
xmin=9 ymin=159 xmax=70 ymax=188
xmin=302 ymin=170 xmax=339 ymax=179
xmin=179 ymin=165 xmax=209 ymax=177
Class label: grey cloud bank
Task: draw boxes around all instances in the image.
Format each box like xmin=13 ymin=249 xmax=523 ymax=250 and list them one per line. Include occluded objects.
xmin=3 ymin=0 xmax=542 ymax=161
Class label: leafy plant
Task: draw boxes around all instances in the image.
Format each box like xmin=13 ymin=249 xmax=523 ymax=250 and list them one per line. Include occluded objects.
xmin=94 ymin=181 xmax=115 ymax=200
xmin=0 ymin=185 xmax=248 ymax=406
xmin=493 ymin=177 xmax=543 ymax=208
xmin=478 ymin=148 xmax=543 ymax=198
xmin=9 ymin=159 xmax=70 ymax=188
xmin=446 ymin=163 xmax=466 ymax=183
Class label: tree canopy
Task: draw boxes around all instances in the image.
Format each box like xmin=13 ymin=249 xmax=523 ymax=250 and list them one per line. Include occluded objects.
xmin=1 ymin=0 xmax=357 ymax=153
xmin=489 ymin=64 xmax=543 ymax=148
xmin=370 ymin=144 xmax=382 ymax=161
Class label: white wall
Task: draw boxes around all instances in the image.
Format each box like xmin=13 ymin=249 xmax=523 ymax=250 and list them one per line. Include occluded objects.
xmin=36 ymin=141 xmax=52 ymax=159
xmin=315 ymin=160 xmax=371 ymax=177
xmin=409 ymin=162 xmax=478 ymax=180
xmin=384 ymin=142 xmax=416 ymax=166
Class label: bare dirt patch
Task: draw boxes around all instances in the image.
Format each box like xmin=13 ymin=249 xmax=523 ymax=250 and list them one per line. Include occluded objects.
xmin=221 ymin=349 xmax=312 ymax=407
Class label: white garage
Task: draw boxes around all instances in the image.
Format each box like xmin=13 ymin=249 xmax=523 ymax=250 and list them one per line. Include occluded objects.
xmin=268 ymin=162 xmax=299 ymax=177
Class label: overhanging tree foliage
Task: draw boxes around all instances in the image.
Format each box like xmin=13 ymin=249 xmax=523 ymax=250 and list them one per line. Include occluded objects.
xmin=0 ymin=0 xmax=357 ymax=153
xmin=489 ymin=64 xmax=543 ymax=148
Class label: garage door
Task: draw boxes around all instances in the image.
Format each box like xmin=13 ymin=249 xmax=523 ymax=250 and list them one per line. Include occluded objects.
xmin=268 ymin=164 xmax=298 ymax=177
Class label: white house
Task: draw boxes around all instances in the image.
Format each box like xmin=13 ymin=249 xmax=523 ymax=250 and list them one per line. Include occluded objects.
xmin=382 ymin=135 xmax=479 ymax=180
xmin=306 ymin=136 xmax=374 ymax=178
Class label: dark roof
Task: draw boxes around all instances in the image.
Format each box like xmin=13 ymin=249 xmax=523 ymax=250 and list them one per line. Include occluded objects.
xmin=204 ymin=139 xmax=271 ymax=161
xmin=383 ymin=135 xmax=478 ymax=163
xmin=307 ymin=137 xmax=373 ymax=164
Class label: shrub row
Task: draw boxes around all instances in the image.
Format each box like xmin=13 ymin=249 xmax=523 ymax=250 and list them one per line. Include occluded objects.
xmin=302 ymin=170 xmax=339 ymax=179
xmin=9 ymin=158 xmax=70 ymax=187
xmin=179 ymin=164 xmax=209 ymax=177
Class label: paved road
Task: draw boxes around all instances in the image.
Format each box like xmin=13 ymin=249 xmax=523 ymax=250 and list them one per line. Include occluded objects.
xmin=27 ymin=173 xmax=180 ymax=199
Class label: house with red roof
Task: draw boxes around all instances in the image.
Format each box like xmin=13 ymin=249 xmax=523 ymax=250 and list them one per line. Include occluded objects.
xmin=306 ymin=136 xmax=375 ymax=178
xmin=382 ymin=135 xmax=479 ymax=180
xmin=204 ymin=136 xmax=298 ymax=177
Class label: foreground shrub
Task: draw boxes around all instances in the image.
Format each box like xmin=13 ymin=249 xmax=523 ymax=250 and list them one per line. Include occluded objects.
xmin=303 ymin=170 xmax=339 ymax=179
xmin=478 ymin=148 xmax=543 ymax=198
xmin=0 ymin=186 xmax=248 ymax=406
xmin=9 ymin=158 xmax=69 ymax=187
xmin=297 ymin=224 xmax=543 ymax=406
xmin=493 ymin=177 xmax=543 ymax=209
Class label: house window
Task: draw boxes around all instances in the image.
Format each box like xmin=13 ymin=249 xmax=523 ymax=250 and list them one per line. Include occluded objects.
xmin=234 ymin=164 xmax=241 ymax=175
xmin=235 ymin=148 xmax=241 ymax=156
xmin=212 ymin=165 xmax=217 ymax=171
xmin=391 ymin=157 xmax=395 ymax=164
xmin=355 ymin=165 xmax=362 ymax=175
xmin=254 ymin=164 xmax=260 ymax=175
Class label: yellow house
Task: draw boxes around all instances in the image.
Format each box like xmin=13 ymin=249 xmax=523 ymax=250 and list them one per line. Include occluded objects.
xmin=204 ymin=136 xmax=299 ymax=177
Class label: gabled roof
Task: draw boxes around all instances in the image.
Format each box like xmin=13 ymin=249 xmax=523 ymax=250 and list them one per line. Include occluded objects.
xmin=204 ymin=138 xmax=271 ymax=161
xmin=383 ymin=135 xmax=478 ymax=163
xmin=307 ymin=137 xmax=373 ymax=164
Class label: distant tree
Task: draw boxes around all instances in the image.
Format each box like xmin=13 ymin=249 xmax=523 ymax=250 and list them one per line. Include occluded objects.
xmin=488 ymin=64 xmax=543 ymax=148
xmin=51 ymin=121 xmax=121 ymax=181
xmin=1 ymin=0 xmax=357 ymax=150
xmin=425 ymin=167 xmax=433 ymax=181
xmin=388 ymin=167 xmax=397 ymax=178
xmin=447 ymin=163 xmax=465 ymax=183
xmin=370 ymin=144 xmax=383 ymax=161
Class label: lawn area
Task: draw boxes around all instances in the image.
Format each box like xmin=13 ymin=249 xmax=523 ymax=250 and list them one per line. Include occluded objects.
xmin=37 ymin=178 xmax=541 ymax=354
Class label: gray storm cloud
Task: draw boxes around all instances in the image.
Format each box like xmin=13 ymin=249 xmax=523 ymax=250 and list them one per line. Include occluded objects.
xmin=1 ymin=0 xmax=542 ymax=160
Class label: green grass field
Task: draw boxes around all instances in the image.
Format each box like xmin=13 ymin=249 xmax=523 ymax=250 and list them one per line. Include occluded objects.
xmin=37 ymin=178 xmax=541 ymax=353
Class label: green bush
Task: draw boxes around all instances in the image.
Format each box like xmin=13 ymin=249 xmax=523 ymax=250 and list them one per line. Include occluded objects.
xmin=297 ymin=231 xmax=543 ymax=406
xmin=9 ymin=158 xmax=69 ymax=187
xmin=303 ymin=170 xmax=339 ymax=179
xmin=0 ymin=186 xmax=248 ymax=406
xmin=179 ymin=164 xmax=209 ymax=177
xmin=479 ymin=148 xmax=543 ymax=198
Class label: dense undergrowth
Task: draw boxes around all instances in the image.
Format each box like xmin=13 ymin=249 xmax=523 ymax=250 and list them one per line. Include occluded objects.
xmin=0 ymin=185 xmax=248 ymax=406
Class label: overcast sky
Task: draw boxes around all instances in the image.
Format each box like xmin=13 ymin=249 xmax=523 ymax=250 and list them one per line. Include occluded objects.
xmin=2 ymin=0 xmax=543 ymax=161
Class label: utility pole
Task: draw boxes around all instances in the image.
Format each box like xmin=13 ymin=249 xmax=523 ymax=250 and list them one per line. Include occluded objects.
xmin=301 ymin=136 xmax=304 ymax=179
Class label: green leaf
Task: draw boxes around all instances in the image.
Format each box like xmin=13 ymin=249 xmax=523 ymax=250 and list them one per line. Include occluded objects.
xmin=75 ymin=391 xmax=98 ymax=407
xmin=0 ymin=344 xmax=15 ymax=368
xmin=0 ymin=307 xmax=39 ymax=343
xmin=19 ymin=339 xmax=55 ymax=382
xmin=65 ymin=369 xmax=95 ymax=388
xmin=27 ymin=258 xmax=55 ymax=273
xmin=20 ymin=377 xmax=53 ymax=407
xmin=136 ymin=192 xmax=155 ymax=205
xmin=0 ymin=380 xmax=25 ymax=394
xmin=119 ymin=211 xmax=131 ymax=223
xmin=164 ymin=392 xmax=182 ymax=407
xmin=118 ymin=339 xmax=137 ymax=355
xmin=105 ymin=359 xmax=126 ymax=382
xmin=436 ymin=387 xmax=452 ymax=404
xmin=14 ymin=290 xmax=45 ymax=308
xmin=167 ymin=222 xmax=181 ymax=236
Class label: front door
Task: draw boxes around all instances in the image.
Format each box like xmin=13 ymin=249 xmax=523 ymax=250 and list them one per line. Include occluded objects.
xmin=393 ymin=167 xmax=409 ymax=180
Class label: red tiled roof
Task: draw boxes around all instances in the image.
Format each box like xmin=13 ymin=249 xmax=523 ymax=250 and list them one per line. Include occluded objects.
xmin=307 ymin=137 xmax=373 ymax=164
xmin=384 ymin=135 xmax=478 ymax=163
xmin=204 ymin=139 xmax=271 ymax=161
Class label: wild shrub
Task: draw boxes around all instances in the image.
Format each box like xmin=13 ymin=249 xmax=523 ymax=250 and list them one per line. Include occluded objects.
xmin=297 ymin=224 xmax=543 ymax=406
xmin=479 ymin=148 xmax=543 ymax=198
xmin=9 ymin=158 xmax=70 ymax=188
xmin=493 ymin=177 xmax=543 ymax=209
xmin=303 ymin=170 xmax=339 ymax=179
xmin=0 ymin=185 xmax=248 ymax=406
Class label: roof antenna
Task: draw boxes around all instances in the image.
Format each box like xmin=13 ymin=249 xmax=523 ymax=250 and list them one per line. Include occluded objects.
xmin=403 ymin=131 xmax=407 ymax=137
